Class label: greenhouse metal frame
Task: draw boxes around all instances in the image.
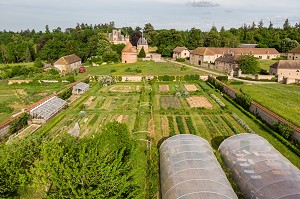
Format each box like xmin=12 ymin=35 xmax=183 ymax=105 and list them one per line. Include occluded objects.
xmin=218 ymin=133 xmax=300 ymax=199
xmin=30 ymin=96 xmax=67 ymax=122
xmin=160 ymin=134 xmax=238 ymax=199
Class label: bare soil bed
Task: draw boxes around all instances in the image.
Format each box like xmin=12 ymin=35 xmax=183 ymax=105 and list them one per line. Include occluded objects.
xmin=184 ymin=84 xmax=198 ymax=91
xmin=84 ymin=96 xmax=95 ymax=106
xmin=109 ymin=85 xmax=132 ymax=92
xmin=186 ymin=96 xmax=213 ymax=108
xmin=159 ymin=85 xmax=170 ymax=92
xmin=161 ymin=96 xmax=181 ymax=108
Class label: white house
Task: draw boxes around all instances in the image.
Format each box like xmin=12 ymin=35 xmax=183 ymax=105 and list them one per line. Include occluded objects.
xmin=173 ymin=47 xmax=190 ymax=59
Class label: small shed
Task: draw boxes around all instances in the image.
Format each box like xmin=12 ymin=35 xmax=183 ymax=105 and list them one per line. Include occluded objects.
xmin=72 ymin=82 xmax=89 ymax=94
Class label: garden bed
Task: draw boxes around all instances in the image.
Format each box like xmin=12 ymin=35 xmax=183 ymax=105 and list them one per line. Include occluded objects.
xmin=186 ymin=96 xmax=213 ymax=108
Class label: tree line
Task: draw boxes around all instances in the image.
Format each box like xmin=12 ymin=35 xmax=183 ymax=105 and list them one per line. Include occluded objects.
xmin=0 ymin=19 xmax=300 ymax=64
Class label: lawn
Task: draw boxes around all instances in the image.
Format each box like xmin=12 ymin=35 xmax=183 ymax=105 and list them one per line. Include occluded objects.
xmin=0 ymin=83 xmax=67 ymax=124
xmin=258 ymin=59 xmax=277 ymax=72
xmin=75 ymin=60 xmax=206 ymax=80
xmin=231 ymin=83 xmax=300 ymax=127
xmin=0 ymin=62 xmax=34 ymax=69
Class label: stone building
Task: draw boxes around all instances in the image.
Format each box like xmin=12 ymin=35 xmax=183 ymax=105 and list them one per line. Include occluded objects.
xmin=172 ymin=47 xmax=190 ymax=59
xmin=137 ymin=36 xmax=149 ymax=54
xmin=269 ymin=60 xmax=300 ymax=83
xmin=121 ymin=42 xmax=138 ymax=63
xmin=190 ymin=47 xmax=280 ymax=66
xmin=108 ymin=29 xmax=129 ymax=45
xmin=288 ymin=46 xmax=300 ymax=60
xmin=54 ymin=54 xmax=82 ymax=75
xmin=215 ymin=54 xmax=240 ymax=74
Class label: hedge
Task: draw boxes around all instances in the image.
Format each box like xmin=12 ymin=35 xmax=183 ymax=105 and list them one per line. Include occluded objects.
xmin=220 ymin=116 xmax=239 ymax=134
xmin=38 ymin=114 xmax=66 ymax=136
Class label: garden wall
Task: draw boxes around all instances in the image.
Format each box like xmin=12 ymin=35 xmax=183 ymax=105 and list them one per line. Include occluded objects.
xmin=211 ymin=77 xmax=300 ymax=142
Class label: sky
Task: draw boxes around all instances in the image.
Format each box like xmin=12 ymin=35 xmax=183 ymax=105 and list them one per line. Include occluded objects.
xmin=0 ymin=0 xmax=299 ymax=32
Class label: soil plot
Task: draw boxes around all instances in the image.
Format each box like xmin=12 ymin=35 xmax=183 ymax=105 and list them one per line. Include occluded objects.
xmin=184 ymin=84 xmax=198 ymax=91
xmin=161 ymin=96 xmax=181 ymax=108
xmin=186 ymin=96 xmax=213 ymax=108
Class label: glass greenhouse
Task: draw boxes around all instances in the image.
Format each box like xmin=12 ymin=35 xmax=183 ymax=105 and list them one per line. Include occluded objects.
xmin=218 ymin=133 xmax=300 ymax=199
xmin=30 ymin=96 xmax=67 ymax=122
xmin=160 ymin=134 xmax=238 ymax=199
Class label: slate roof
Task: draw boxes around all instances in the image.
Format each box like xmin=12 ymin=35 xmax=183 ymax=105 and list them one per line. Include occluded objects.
xmin=122 ymin=42 xmax=137 ymax=53
xmin=173 ymin=47 xmax=188 ymax=53
xmin=54 ymin=54 xmax=81 ymax=65
xmin=270 ymin=60 xmax=300 ymax=69
xmin=289 ymin=46 xmax=300 ymax=54
xmin=215 ymin=54 xmax=240 ymax=64
xmin=137 ymin=37 xmax=148 ymax=45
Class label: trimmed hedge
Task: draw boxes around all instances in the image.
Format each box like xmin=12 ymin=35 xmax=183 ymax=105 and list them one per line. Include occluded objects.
xmin=38 ymin=114 xmax=66 ymax=136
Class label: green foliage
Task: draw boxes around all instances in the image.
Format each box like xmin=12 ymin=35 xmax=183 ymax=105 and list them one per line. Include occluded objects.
xmin=176 ymin=58 xmax=185 ymax=62
xmin=32 ymin=122 xmax=144 ymax=198
xmin=66 ymin=75 xmax=75 ymax=83
xmin=38 ymin=114 xmax=66 ymax=136
xmin=180 ymin=66 xmax=188 ymax=71
xmin=238 ymin=55 xmax=259 ymax=74
xmin=9 ymin=113 xmax=29 ymax=134
xmin=138 ymin=47 xmax=146 ymax=58
xmin=279 ymin=38 xmax=299 ymax=53
xmin=216 ymin=76 xmax=228 ymax=82
xmin=0 ymin=102 xmax=13 ymax=113
xmin=235 ymin=93 xmax=252 ymax=110
xmin=220 ymin=116 xmax=239 ymax=134
xmin=158 ymin=75 xmax=175 ymax=81
xmin=167 ymin=116 xmax=176 ymax=136
xmin=183 ymin=75 xmax=199 ymax=81
xmin=176 ymin=116 xmax=185 ymax=134
xmin=0 ymin=136 xmax=42 ymax=197
xmin=34 ymin=58 xmax=43 ymax=68
xmin=185 ymin=117 xmax=196 ymax=134
xmin=58 ymin=87 xmax=72 ymax=100
xmin=274 ymin=122 xmax=293 ymax=139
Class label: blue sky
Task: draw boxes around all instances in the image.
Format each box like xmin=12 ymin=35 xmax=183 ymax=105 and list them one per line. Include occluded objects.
xmin=0 ymin=0 xmax=299 ymax=31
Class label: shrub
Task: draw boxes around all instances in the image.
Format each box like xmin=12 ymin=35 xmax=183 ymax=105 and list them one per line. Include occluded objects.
xmin=216 ymin=76 xmax=228 ymax=82
xmin=180 ymin=66 xmax=188 ymax=71
xmin=9 ymin=113 xmax=29 ymax=134
xmin=176 ymin=58 xmax=185 ymax=62
xmin=66 ymin=76 xmax=75 ymax=83
xmin=58 ymin=87 xmax=72 ymax=100
xmin=111 ymin=69 xmax=117 ymax=73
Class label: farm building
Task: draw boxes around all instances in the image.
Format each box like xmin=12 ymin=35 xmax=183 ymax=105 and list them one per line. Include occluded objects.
xmin=219 ymin=133 xmax=300 ymax=199
xmin=215 ymin=54 xmax=240 ymax=74
xmin=288 ymin=45 xmax=300 ymax=60
xmin=160 ymin=134 xmax=238 ymax=199
xmin=269 ymin=60 xmax=300 ymax=83
xmin=72 ymin=82 xmax=89 ymax=94
xmin=172 ymin=47 xmax=190 ymax=59
xmin=30 ymin=96 xmax=67 ymax=123
xmin=54 ymin=54 xmax=82 ymax=75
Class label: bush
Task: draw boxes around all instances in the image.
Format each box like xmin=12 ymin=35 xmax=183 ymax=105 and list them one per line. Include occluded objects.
xmin=66 ymin=76 xmax=75 ymax=83
xmin=176 ymin=58 xmax=185 ymax=62
xmin=58 ymin=87 xmax=72 ymax=100
xmin=180 ymin=66 xmax=188 ymax=71
xmin=138 ymin=47 xmax=146 ymax=58
xmin=216 ymin=76 xmax=228 ymax=82
xmin=9 ymin=113 xmax=29 ymax=134
xmin=274 ymin=122 xmax=293 ymax=139
xmin=111 ymin=69 xmax=117 ymax=73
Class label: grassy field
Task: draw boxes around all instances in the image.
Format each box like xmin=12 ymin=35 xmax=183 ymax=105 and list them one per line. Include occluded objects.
xmin=231 ymin=83 xmax=300 ymax=127
xmin=258 ymin=59 xmax=277 ymax=72
xmin=0 ymin=62 xmax=34 ymax=68
xmin=0 ymin=83 xmax=67 ymax=123
xmin=76 ymin=60 xmax=206 ymax=80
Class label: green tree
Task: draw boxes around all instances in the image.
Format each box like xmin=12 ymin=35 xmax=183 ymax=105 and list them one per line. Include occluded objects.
xmin=238 ymin=55 xmax=259 ymax=74
xmin=138 ymin=47 xmax=146 ymax=58
xmin=279 ymin=38 xmax=299 ymax=53
xmin=34 ymin=57 xmax=43 ymax=68
xmin=32 ymin=122 xmax=145 ymax=198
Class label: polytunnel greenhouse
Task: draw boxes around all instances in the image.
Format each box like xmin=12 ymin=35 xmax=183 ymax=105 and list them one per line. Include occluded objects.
xmin=160 ymin=134 xmax=238 ymax=199
xmin=218 ymin=133 xmax=300 ymax=199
